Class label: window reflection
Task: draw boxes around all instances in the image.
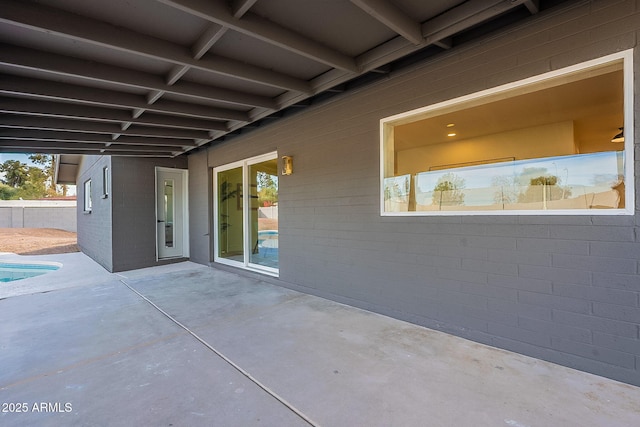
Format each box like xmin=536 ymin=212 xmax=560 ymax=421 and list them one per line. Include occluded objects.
xmin=409 ymin=151 xmax=623 ymax=211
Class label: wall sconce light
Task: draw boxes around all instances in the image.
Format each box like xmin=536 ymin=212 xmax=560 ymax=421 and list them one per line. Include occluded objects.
xmin=611 ymin=127 xmax=624 ymax=143
xmin=282 ymin=155 xmax=293 ymax=175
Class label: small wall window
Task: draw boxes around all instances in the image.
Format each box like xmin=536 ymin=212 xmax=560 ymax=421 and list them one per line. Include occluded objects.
xmin=381 ymin=51 xmax=634 ymax=215
xmin=83 ymin=179 xmax=92 ymax=212
xmin=102 ymin=166 xmax=109 ymax=198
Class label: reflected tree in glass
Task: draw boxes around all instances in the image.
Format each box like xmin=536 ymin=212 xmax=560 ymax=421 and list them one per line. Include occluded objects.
xmin=432 ymin=172 xmax=465 ymax=207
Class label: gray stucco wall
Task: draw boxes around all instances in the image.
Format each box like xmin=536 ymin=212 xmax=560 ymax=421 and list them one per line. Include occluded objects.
xmin=77 ymin=155 xmax=113 ymax=271
xmin=188 ymin=1 xmax=640 ymax=386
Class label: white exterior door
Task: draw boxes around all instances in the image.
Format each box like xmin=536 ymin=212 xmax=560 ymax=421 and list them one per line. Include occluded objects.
xmin=156 ymin=168 xmax=188 ymax=259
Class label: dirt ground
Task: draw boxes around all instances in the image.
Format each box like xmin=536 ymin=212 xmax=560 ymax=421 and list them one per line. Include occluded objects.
xmin=0 ymin=221 xmax=276 ymax=256
xmin=258 ymin=218 xmax=278 ymax=230
xmin=0 ymin=228 xmax=79 ymax=255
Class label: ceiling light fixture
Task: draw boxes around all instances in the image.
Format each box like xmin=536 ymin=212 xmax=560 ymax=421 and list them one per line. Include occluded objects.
xmin=611 ymin=127 xmax=624 ymax=143
xmin=447 ymin=132 xmax=457 ymax=137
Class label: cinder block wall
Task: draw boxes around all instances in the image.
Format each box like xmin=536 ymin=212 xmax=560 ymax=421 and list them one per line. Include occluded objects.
xmin=189 ymin=1 xmax=640 ymax=386
xmin=110 ymin=156 xmax=188 ymax=272
xmin=187 ymin=151 xmax=211 ymax=265
xmin=77 ymin=156 xmax=188 ymax=272
xmin=77 ymin=155 xmax=113 ymax=271
xmin=0 ymin=202 xmax=76 ymax=231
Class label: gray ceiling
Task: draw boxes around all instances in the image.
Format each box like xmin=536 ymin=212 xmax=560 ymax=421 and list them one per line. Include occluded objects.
xmin=0 ymin=0 xmax=570 ymax=158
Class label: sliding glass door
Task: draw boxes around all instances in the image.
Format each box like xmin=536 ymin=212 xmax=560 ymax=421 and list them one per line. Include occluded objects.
xmin=214 ymin=152 xmax=278 ymax=275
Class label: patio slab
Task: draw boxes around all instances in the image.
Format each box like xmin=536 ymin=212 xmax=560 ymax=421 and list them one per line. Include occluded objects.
xmin=1 ymin=254 xmax=639 ymax=426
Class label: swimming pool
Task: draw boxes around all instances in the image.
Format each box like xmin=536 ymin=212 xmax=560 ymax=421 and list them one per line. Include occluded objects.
xmin=0 ymin=262 xmax=61 ymax=282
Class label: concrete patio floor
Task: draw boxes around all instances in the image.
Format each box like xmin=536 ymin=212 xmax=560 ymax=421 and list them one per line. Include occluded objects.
xmin=1 ymin=253 xmax=639 ymax=426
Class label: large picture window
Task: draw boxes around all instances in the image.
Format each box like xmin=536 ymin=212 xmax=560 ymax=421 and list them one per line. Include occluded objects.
xmin=381 ymin=51 xmax=634 ymax=215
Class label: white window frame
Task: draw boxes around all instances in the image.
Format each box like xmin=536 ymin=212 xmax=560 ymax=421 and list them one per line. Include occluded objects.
xmin=102 ymin=166 xmax=109 ymax=198
xmin=380 ymin=50 xmax=634 ymax=216
xmin=83 ymin=179 xmax=92 ymax=212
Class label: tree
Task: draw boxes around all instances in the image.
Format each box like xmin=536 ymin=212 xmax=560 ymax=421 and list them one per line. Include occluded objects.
xmin=491 ymin=174 xmax=519 ymax=206
xmin=0 ymin=154 xmax=65 ymax=199
xmin=432 ymin=172 xmax=465 ymax=207
xmin=14 ymin=167 xmax=48 ymax=200
xmin=518 ymin=175 xmax=568 ymax=204
xmin=257 ymin=171 xmax=278 ymax=206
xmin=0 ymin=182 xmax=16 ymax=200
xmin=518 ymin=175 xmax=566 ymax=203
xmin=29 ymin=154 xmax=63 ymax=197
xmin=0 ymin=160 xmax=29 ymax=188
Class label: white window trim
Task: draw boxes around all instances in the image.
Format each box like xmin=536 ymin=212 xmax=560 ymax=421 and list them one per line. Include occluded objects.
xmin=380 ymin=50 xmax=634 ymax=216
xmin=102 ymin=166 xmax=109 ymax=199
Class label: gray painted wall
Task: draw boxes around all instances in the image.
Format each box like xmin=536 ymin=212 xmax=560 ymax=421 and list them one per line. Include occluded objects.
xmin=77 ymin=155 xmax=187 ymax=272
xmin=188 ymin=1 xmax=640 ymax=386
xmin=77 ymin=155 xmax=113 ymax=271
xmin=188 ymin=152 xmax=211 ymax=265
xmin=110 ymin=156 xmax=187 ymax=272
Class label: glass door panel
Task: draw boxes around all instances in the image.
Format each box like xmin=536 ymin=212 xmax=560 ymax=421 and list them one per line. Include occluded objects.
xmin=249 ymin=159 xmax=278 ymax=269
xmin=217 ymin=167 xmax=244 ymax=261
xmin=163 ymin=179 xmax=174 ymax=248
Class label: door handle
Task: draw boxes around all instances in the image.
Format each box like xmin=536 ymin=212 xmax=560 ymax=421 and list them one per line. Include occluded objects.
xmin=157 ymin=220 xmax=165 ymax=223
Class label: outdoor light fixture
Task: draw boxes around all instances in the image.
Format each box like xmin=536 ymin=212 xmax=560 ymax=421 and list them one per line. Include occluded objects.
xmin=282 ymin=155 xmax=293 ymax=175
xmin=611 ymin=127 xmax=624 ymax=143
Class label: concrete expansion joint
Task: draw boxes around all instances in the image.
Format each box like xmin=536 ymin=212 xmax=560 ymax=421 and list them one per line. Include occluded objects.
xmin=116 ymin=278 xmax=318 ymax=427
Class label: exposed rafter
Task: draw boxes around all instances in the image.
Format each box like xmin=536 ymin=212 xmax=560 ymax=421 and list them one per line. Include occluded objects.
xmin=157 ymin=0 xmax=358 ymax=72
xmin=0 ymin=129 xmax=196 ymax=147
xmin=270 ymin=0 xmax=535 ymax=136
xmin=0 ymin=0 xmax=310 ymax=93
xmin=232 ymin=0 xmax=259 ymax=18
xmin=524 ymin=0 xmax=540 ymax=14
xmin=422 ymin=0 xmax=536 ymax=43
xmin=0 ymin=116 xmax=210 ymax=140
xmin=0 ymin=44 xmax=278 ymax=110
xmin=0 ymin=98 xmax=228 ymax=132
xmin=0 ymin=75 xmax=250 ymax=122
xmin=350 ymin=0 xmax=423 ymax=45
xmin=0 ymin=140 xmax=181 ymax=153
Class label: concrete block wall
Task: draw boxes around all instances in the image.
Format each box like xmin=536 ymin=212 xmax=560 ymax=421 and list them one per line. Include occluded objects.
xmin=189 ymin=0 xmax=640 ymax=386
xmin=0 ymin=201 xmax=76 ymax=231
xmin=187 ymin=151 xmax=211 ymax=265
xmin=110 ymin=156 xmax=187 ymax=272
xmin=76 ymin=155 xmax=113 ymax=271
xmin=77 ymin=156 xmax=188 ymax=272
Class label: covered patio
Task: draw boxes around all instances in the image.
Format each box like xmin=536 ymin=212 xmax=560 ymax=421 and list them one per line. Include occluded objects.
xmin=1 ymin=253 xmax=639 ymax=426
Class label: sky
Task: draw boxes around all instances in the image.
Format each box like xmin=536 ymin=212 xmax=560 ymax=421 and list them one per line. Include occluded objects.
xmin=0 ymin=153 xmax=37 ymax=166
xmin=0 ymin=153 xmax=35 ymax=183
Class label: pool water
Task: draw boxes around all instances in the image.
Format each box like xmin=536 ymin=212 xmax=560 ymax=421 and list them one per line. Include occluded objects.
xmin=0 ymin=262 xmax=60 ymax=282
